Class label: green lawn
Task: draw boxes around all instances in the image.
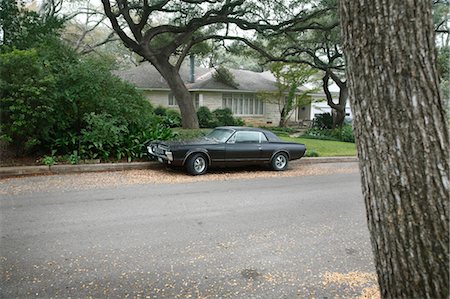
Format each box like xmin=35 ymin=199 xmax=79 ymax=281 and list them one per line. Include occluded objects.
xmin=281 ymin=137 xmax=357 ymax=157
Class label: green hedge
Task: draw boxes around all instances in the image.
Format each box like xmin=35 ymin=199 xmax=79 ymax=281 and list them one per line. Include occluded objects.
xmin=0 ymin=38 xmax=175 ymax=162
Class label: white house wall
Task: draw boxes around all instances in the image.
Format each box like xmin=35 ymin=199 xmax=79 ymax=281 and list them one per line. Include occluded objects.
xmin=142 ymin=90 xmax=171 ymax=108
xmin=201 ymin=92 xmax=224 ymax=111
xmin=141 ymin=89 xmax=300 ymax=127
xmin=310 ymin=100 xmax=353 ymax=120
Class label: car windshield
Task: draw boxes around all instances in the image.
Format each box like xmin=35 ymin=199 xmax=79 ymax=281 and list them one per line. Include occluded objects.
xmin=206 ymin=128 xmax=234 ymax=143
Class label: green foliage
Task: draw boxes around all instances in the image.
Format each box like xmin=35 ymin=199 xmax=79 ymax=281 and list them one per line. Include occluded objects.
xmin=197 ymin=106 xmax=216 ymax=128
xmin=173 ymin=128 xmax=212 ymax=140
xmin=259 ymin=62 xmax=317 ymax=127
xmin=153 ymin=106 xmax=182 ymax=128
xmin=164 ymin=109 xmax=182 ymax=128
xmin=196 ymin=107 xmax=244 ymax=128
xmin=307 ymin=113 xmax=355 ymax=142
xmin=0 ymin=0 xmax=63 ymax=50
xmin=312 ymin=113 xmax=334 ymax=129
xmin=0 ymin=36 xmax=176 ymax=161
xmin=212 ymin=66 xmax=239 ymax=88
xmin=305 ymin=150 xmax=319 ymax=157
xmin=303 ymin=124 xmax=355 ymax=143
xmin=68 ymin=150 xmax=81 ymax=165
xmin=80 ymin=113 xmax=128 ymax=160
xmin=40 ymin=150 xmax=57 ymax=166
xmin=0 ymin=48 xmax=59 ymax=155
xmin=213 ymin=108 xmax=245 ymax=126
xmin=41 ymin=155 xmax=57 ymax=166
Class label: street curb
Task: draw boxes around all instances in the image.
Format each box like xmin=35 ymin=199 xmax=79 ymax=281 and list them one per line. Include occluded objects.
xmin=0 ymin=157 xmax=357 ymax=179
xmin=0 ymin=162 xmax=154 ymax=178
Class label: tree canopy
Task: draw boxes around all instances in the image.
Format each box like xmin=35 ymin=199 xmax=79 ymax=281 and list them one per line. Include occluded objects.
xmin=100 ymin=0 xmax=331 ymax=128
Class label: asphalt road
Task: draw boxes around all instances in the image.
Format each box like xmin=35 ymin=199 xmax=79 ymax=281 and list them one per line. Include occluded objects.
xmin=1 ymin=165 xmax=377 ymax=298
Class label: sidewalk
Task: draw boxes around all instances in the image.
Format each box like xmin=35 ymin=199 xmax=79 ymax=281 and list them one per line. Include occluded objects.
xmin=0 ymin=157 xmax=358 ymax=178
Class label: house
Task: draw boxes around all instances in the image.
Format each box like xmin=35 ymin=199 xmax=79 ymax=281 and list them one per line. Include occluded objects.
xmin=115 ymin=62 xmax=351 ymax=127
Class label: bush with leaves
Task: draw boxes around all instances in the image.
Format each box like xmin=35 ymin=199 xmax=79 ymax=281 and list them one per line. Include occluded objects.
xmin=196 ymin=107 xmax=244 ymax=128
xmin=312 ymin=113 xmax=333 ymax=129
xmin=153 ymin=106 xmax=182 ymax=128
xmin=303 ymin=124 xmax=355 ymax=143
xmin=0 ymin=36 xmax=177 ymax=161
xmin=213 ymin=108 xmax=244 ymax=126
xmin=197 ymin=106 xmax=217 ymax=128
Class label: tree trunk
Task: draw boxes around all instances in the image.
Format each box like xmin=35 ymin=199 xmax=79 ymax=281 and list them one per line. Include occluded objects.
xmin=323 ymin=72 xmax=347 ymax=128
xmin=332 ymin=107 xmax=345 ymax=128
xmin=279 ymin=108 xmax=288 ymax=127
xmin=340 ymin=1 xmax=449 ymax=298
xmin=151 ymin=59 xmax=199 ymax=129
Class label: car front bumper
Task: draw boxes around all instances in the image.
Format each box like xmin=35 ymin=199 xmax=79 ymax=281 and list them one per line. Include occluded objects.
xmin=147 ymin=145 xmax=174 ymax=164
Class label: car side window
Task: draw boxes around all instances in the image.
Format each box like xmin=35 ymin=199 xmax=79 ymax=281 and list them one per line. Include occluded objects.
xmin=228 ymin=131 xmax=264 ymax=144
xmin=260 ymin=132 xmax=268 ymax=143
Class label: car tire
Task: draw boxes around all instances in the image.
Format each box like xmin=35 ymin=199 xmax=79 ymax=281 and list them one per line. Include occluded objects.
xmin=271 ymin=152 xmax=288 ymax=171
xmin=186 ymin=153 xmax=208 ymax=175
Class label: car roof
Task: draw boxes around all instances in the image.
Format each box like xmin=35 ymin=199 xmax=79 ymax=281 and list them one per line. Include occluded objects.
xmin=214 ymin=126 xmax=281 ymax=142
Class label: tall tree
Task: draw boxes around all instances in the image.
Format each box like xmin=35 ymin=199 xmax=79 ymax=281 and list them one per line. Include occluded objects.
xmin=227 ymin=0 xmax=348 ymax=127
xmin=340 ymin=1 xmax=449 ymax=298
xmin=100 ymin=0 xmax=255 ymax=128
xmin=100 ymin=0 xmax=323 ymax=128
xmin=258 ymin=62 xmax=317 ymax=127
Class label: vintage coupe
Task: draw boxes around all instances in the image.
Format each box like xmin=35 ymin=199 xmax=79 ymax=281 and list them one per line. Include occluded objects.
xmin=147 ymin=126 xmax=306 ymax=175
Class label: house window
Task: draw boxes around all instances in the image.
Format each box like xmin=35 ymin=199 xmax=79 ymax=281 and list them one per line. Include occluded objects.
xmin=168 ymin=93 xmax=176 ymax=106
xmin=169 ymin=93 xmax=200 ymax=109
xmin=193 ymin=93 xmax=200 ymax=109
xmin=222 ymin=93 xmax=263 ymax=115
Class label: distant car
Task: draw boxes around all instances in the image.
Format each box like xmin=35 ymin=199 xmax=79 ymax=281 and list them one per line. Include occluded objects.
xmin=147 ymin=126 xmax=306 ymax=175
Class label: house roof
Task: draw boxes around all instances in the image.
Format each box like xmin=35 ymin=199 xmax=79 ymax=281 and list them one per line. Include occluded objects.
xmin=114 ymin=62 xmax=340 ymax=95
xmin=114 ymin=62 xmax=280 ymax=92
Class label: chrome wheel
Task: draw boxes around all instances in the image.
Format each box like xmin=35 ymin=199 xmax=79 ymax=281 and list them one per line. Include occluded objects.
xmin=194 ymin=156 xmax=206 ymax=173
xmin=272 ymin=152 xmax=288 ymax=171
xmin=187 ymin=154 xmax=208 ymax=175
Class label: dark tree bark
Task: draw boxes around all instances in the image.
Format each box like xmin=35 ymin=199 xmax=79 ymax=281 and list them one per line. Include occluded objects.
xmin=340 ymin=1 xmax=449 ymax=298
xmin=322 ymin=70 xmax=347 ymax=128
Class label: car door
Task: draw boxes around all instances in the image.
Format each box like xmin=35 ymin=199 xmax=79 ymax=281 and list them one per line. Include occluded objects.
xmin=258 ymin=132 xmax=275 ymax=162
xmin=224 ymin=131 xmax=263 ymax=162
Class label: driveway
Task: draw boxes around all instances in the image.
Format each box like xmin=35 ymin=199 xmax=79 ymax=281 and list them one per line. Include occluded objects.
xmin=0 ymin=163 xmax=378 ymax=298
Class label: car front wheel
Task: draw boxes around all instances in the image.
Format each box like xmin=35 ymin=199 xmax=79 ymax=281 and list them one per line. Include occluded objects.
xmin=271 ymin=152 xmax=288 ymax=171
xmin=186 ymin=154 xmax=208 ymax=175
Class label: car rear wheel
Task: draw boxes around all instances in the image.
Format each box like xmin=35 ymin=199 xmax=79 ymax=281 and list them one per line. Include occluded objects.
xmin=271 ymin=152 xmax=288 ymax=171
xmin=186 ymin=154 xmax=208 ymax=175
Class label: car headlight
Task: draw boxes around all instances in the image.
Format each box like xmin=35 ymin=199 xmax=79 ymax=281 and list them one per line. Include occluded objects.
xmin=147 ymin=145 xmax=154 ymax=155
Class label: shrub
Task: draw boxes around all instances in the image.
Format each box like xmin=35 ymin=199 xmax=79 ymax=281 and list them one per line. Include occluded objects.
xmin=196 ymin=107 xmax=244 ymax=128
xmin=154 ymin=106 xmax=167 ymax=116
xmin=305 ymin=150 xmax=319 ymax=157
xmin=0 ymin=38 xmax=175 ymax=161
xmin=213 ymin=108 xmax=244 ymax=126
xmin=165 ymin=109 xmax=182 ymax=128
xmin=197 ymin=106 xmax=216 ymax=128
xmin=312 ymin=113 xmax=333 ymax=129
xmin=303 ymin=124 xmax=355 ymax=143
xmin=153 ymin=106 xmax=181 ymax=128
xmin=331 ymin=125 xmax=355 ymax=143
xmin=80 ymin=113 xmax=128 ymax=161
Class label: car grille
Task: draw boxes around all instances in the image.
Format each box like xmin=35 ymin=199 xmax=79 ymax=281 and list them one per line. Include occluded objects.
xmin=153 ymin=144 xmax=169 ymax=155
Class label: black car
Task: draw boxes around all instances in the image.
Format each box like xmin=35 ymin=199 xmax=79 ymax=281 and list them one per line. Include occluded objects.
xmin=147 ymin=126 xmax=306 ymax=175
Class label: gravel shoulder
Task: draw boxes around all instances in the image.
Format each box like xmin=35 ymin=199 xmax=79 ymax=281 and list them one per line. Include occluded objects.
xmin=0 ymin=162 xmax=359 ymax=196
